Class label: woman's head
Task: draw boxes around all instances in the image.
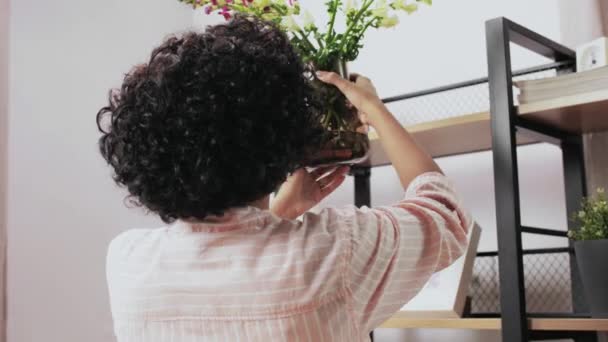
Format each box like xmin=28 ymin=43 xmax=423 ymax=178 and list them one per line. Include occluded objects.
xmin=97 ymin=16 xmax=322 ymax=223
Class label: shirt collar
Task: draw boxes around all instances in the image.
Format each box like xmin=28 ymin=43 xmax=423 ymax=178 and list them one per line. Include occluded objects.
xmin=171 ymin=206 xmax=277 ymax=233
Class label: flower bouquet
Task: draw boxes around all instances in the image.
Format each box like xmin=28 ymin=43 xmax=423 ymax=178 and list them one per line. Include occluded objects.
xmin=179 ymin=0 xmax=432 ymax=165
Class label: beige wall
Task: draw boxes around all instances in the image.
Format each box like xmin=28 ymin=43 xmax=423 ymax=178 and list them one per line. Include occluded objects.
xmin=558 ymin=0 xmax=605 ymax=47
xmin=558 ymin=0 xmax=608 ymax=195
xmin=586 ymin=0 xmax=608 ymax=196
xmin=602 ymin=0 xmax=608 ymax=35
xmin=0 ymin=0 xmax=9 ymax=341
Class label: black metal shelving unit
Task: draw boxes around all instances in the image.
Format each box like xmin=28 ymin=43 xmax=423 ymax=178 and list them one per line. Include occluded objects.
xmin=486 ymin=17 xmax=596 ymax=342
xmin=353 ymin=17 xmax=602 ymax=342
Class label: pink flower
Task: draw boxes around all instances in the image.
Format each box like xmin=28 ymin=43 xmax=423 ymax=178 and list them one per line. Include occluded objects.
xmin=219 ymin=6 xmax=232 ymax=19
xmin=204 ymin=5 xmax=213 ymax=14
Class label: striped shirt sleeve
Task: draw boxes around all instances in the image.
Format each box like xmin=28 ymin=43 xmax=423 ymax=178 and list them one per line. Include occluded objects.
xmin=342 ymin=172 xmax=471 ymax=333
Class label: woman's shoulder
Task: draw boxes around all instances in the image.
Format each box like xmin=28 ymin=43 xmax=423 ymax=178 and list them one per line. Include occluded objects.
xmin=299 ymin=205 xmax=377 ymax=231
xmin=106 ymin=227 xmax=167 ymax=267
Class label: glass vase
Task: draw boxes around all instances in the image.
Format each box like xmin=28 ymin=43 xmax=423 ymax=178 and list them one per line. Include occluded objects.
xmin=306 ymin=59 xmax=370 ymax=166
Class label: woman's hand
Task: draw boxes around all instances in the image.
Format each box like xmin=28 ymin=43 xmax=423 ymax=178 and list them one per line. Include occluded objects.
xmin=316 ymin=71 xmax=385 ymax=127
xmin=271 ymin=166 xmax=349 ymax=220
xmin=319 ymin=71 xmax=442 ymax=188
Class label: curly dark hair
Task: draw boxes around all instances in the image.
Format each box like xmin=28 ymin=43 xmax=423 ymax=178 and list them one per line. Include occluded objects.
xmin=97 ymin=16 xmax=322 ymax=223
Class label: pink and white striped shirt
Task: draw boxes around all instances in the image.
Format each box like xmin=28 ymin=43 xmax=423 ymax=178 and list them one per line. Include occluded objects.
xmin=107 ymin=172 xmax=471 ymax=341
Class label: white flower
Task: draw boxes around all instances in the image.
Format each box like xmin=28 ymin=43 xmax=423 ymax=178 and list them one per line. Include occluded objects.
xmin=391 ymin=0 xmax=407 ymax=9
xmin=287 ymin=1 xmax=301 ymax=15
xmin=380 ymin=14 xmax=400 ymax=28
xmin=372 ymin=0 xmax=390 ymax=19
xmin=281 ymin=15 xmax=301 ymax=32
xmin=301 ymin=10 xmax=315 ymax=30
xmin=392 ymin=0 xmax=418 ymax=14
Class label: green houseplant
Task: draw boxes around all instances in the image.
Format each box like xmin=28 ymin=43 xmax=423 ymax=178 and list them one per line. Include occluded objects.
xmin=178 ymin=0 xmax=431 ymax=165
xmin=568 ymin=188 xmax=608 ymax=318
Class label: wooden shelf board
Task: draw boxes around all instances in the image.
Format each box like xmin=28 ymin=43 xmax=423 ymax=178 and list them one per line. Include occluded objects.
xmin=380 ymin=316 xmax=608 ymax=331
xmin=364 ymin=89 xmax=608 ymax=166
xmin=380 ymin=317 xmax=500 ymax=330
xmin=518 ymin=88 xmax=608 ymax=134
xmin=364 ymin=111 xmax=537 ymax=167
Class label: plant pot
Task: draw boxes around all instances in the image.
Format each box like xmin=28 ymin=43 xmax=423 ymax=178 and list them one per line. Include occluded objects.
xmin=306 ymin=59 xmax=370 ymax=166
xmin=574 ymin=239 xmax=608 ymax=318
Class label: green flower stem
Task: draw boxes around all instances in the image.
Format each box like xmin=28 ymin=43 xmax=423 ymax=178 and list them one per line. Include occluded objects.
xmin=270 ymin=3 xmax=288 ymax=15
xmin=292 ymin=36 xmax=314 ymax=54
xmin=296 ymin=30 xmax=318 ymax=53
xmin=326 ymin=0 xmax=339 ymax=43
xmin=315 ymin=35 xmax=325 ymax=50
xmin=351 ymin=17 xmax=377 ymax=48
xmin=336 ymin=0 xmax=375 ymax=56
xmin=309 ymin=27 xmax=325 ymax=50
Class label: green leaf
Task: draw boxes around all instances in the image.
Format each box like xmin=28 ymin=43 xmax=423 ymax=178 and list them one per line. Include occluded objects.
xmin=418 ymin=0 xmax=432 ymax=5
xmin=570 ymin=188 xmax=608 ymax=241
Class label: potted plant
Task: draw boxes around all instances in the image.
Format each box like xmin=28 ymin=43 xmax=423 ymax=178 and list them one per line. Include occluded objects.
xmin=568 ymin=188 xmax=608 ymax=318
xmin=178 ymin=0 xmax=431 ymax=165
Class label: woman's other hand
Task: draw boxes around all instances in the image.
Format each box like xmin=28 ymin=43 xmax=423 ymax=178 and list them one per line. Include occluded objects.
xmin=271 ymin=166 xmax=349 ymax=220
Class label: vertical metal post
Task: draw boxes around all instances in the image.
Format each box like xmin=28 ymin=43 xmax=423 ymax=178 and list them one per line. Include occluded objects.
xmin=563 ymin=136 xmax=587 ymax=312
xmin=563 ymin=137 xmax=598 ymax=342
xmin=353 ymin=167 xmax=371 ymax=208
xmin=352 ymin=166 xmax=373 ymax=341
xmin=486 ymin=18 xmax=529 ymax=342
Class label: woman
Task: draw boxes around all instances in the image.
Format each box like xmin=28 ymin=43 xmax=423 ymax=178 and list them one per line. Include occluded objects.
xmin=98 ymin=15 xmax=471 ymax=342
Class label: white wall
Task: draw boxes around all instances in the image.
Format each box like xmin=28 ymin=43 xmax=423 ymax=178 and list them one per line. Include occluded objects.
xmin=7 ymin=1 xmax=190 ymax=341
xmin=0 ymin=0 xmax=9 ymax=341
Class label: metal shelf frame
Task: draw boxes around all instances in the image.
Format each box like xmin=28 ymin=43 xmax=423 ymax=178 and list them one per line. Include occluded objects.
xmin=485 ymin=17 xmax=595 ymax=342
